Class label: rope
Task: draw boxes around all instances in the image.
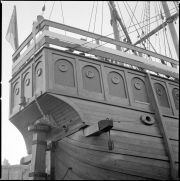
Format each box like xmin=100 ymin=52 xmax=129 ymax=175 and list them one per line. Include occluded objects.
xmin=61 ymin=167 xmax=72 ymax=180
xmin=125 ymin=1 xmax=157 ymax=53
xmin=165 ymin=28 xmax=173 ymax=58
xmin=116 ymin=1 xmax=126 ymax=28
xmin=49 ymin=1 xmax=55 ymax=20
xmin=93 ymin=1 xmax=98 ymax=33
xmin=60 ymin=1 xmax=66 ymax=35
xmin=126 ymin=1 xmax=138 ymax=33
xmin=84 ymin=18 xmax=164 ymax=54
xmin=101 ymin=1 xmax=104 ymax=36
xmin=88 ymin=1 xmax=95 ymax=32
xmin=71 ymin=15 xmax=173 ymax=54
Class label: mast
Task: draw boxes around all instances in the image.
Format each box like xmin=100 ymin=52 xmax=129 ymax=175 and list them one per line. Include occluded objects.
xmin=161 ymin=1 xmax=179 ymax=60
xmin=108 ymin=1 xmax=122 ymax=51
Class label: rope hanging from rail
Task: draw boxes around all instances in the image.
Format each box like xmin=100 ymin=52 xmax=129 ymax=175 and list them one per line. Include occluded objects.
xmin=49 ymin=1 xmax=55 ymax=20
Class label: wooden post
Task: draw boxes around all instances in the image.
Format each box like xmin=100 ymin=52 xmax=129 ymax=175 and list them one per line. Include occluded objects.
xmin=146 ymin=73 xmax=176 ymax=180
xmin=28 ymin=124 xmax=50 ymax=180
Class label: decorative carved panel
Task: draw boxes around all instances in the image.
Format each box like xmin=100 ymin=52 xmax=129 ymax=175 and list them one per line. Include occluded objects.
xmin=131 ymin=77 xmax=149 ymax=103
xmin=82 ymin=65 xmax=102 ymax=93
xmin=54 ymin=59 xmax=75 ymax=87
xmin=35 ymin=61 xmax=43 ymax=92
xmin=13 ymin=82 xmax=20 ymax=107
xmin=172 ymin=88 xmax=179 ymax=110
xmin=154 ymin=83 xmax=170 ymax=108
xmin=108 ymin=71 xmax=126 ymax=98
xmin=23 ymin=72 xmax=32 ymax=101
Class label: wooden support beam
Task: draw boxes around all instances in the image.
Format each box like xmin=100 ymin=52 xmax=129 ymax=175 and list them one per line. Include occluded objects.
xmin=28 ymin=124 xmax=50 ymax=180
xmin=146 ymin=73 xmax=176 ymax=180
xmin=83 ymin=119 xmax=113 ymax=137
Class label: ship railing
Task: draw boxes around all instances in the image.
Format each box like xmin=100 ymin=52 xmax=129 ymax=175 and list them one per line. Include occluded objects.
xmin=12 ymin=19 xmax=179 ymax=79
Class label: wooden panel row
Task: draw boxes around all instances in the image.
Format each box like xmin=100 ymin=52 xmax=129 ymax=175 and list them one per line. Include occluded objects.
xmin=54 ymin=134 xmax=171 ymax=180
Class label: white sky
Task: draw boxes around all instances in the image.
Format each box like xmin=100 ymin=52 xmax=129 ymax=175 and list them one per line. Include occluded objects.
xmin=2 ymin=1 xmax=179 ymax=165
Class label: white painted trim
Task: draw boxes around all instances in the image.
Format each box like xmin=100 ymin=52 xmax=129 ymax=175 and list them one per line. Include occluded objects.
xmin=12 ymin=30 xmax=179 ymax=75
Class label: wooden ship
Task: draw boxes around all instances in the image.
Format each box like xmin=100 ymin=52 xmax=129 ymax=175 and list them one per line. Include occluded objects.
xmin=9 ymin=1 xmax=179 ymax=180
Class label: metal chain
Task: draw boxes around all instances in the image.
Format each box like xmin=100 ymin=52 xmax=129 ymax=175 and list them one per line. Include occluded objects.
xmin=32 ymin=22 xmax=60 ymax=129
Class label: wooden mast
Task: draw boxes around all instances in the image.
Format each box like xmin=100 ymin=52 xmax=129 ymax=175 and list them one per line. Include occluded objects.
xmin=161 ymin=1 xmax=179 ymax=60
xmin=108 ymin=1 xmax=122 ymax=51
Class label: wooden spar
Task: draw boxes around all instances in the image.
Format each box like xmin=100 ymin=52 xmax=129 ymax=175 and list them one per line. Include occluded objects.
xmin=124 ymin=13 xmax=179 ymax=52
xmin=108 ymin=1 xmax=122 ymax=51
xmin=161 ymin=1 xmax=179 ymax=60
xmin=109 ymin=1 xmax=140 ymax=56
xmin=146 ymin=73 xmax=176 ymax=180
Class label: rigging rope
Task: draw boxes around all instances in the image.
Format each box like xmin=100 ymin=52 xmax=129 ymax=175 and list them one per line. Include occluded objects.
xmin=93 ymin=1 xmax=98 ymax=33
xmin=60 ymin=1 xmax=66 ymax=35
xmin=71 ymin=14 xmax=174 ymax=54
xmin=116 ymin=1 xmax=126 ymax=29
xmin=88 ymin=1 xmax=95 ymax=32
xmin=101 ymin=1 xmax=104 ymax=36
xmin=125 ymin=1 xmax=157 ymax=53
xmin=84 ymin=18 xmax=163 ymax=54
xmin=165 ymin=28 xmax=173 ymax=58
xmin=49 ymin=1 xmax=55 ymax=20
xmin=126 ymin=1 xmax=138 ymax=33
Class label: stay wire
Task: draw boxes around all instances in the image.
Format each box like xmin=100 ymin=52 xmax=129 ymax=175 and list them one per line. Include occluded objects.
xmin=49 ymin=1 xmax=55 ymax=20
xmin=116 ymin=1 xmax=126 ymax=29
xmin=60 ymin=1 xmax=66 ymax=35
xmin=101 ymin=1 xmax=104 ymax=36
xmin=125 ymin=1 xmax=157 ymax=53
xmin=93 ymin=1 xmax=98 ymax=33
xmin=88 ymin=1 xmax=95 ymax=32
xmin=84 ymin=17 xmax=165 ymax=54
xmin=71 ymin=13 xmax=175 ymax=53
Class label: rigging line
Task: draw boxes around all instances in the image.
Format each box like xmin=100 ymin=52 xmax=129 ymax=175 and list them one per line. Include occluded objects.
xmin=84 ymin=19 xmax=162 ymax=54
xmin=49 ymin=1 xmax=55 ymax=20
xmin=158 ymin=1 xmax=166 ymax=57
xmin=101 ymin=1 xmax=104 ymax=36
xmin=88 ymin=1 xmax=95 ymax=32
xmin=165 ymin=28 xmax=173 ymax=58
xmin=71 ymin=15 xmax=171 ymax=52
xmin=60 ymin=1 xmax=66 ymax=35
xmin=125 ymin=1 xmax=157 ymax=53
xmin=116 ymin=1 xmax=126 ymax=29
xmin=61 ymin=167 xmax=72 ymax=180
xmin=155 ymin=2 xmax=161 ymax=55
xmin=127 ymin=1 xmax=138 ymax=33
xmin=93 ymin=1 xmax=98 ymax=33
